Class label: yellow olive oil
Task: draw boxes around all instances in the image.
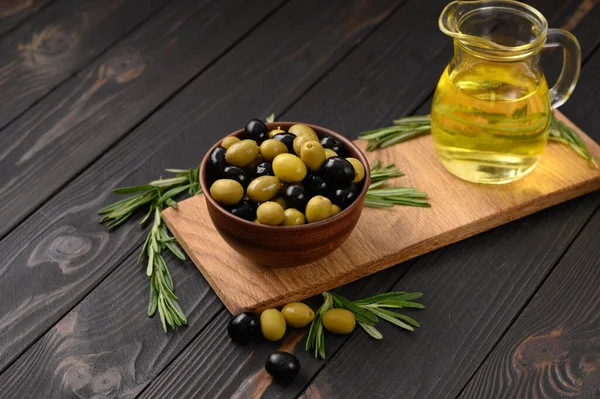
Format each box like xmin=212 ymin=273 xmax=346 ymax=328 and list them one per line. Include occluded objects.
xmin=431 ymin=62 xmax=551 ymax=184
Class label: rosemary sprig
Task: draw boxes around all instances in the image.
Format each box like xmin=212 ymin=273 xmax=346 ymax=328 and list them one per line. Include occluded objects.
xmin=366 ymin=159 xmax=430 ymax=208
xmin=359 ymin=113 xmax=598 ymax=168
xmin=99 ymin=167 xmax=202 ymax=331
xmin=305 ymin=291 xmax=424 ymax=359
xmin=265 ymin=113 xmax=276 ymax=123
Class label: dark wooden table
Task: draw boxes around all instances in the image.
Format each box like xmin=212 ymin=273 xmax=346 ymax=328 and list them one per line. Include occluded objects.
xmin=1 ymin=0 xmax=599 ymax=398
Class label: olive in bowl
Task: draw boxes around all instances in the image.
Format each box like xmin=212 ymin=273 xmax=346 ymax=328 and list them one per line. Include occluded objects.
xmin=199 ymin=121 xmax=370 ymax=267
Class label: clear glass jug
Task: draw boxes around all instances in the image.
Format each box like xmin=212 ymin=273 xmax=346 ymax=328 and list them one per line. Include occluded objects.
xmin=431 ymin=0 xmax=581 ymax=184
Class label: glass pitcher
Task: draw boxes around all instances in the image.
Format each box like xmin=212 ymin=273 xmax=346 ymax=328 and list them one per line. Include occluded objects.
xmin=431 ymin=0 xmax=581 ymax=184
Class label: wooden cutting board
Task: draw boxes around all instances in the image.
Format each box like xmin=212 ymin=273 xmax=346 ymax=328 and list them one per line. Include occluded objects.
xmin=163 ymin=111 xmax=600 ymax=314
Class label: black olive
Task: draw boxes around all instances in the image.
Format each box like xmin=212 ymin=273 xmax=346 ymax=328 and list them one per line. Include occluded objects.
xmin=223 ymin=166 xmax=250 ymax=187
xmin=255 ymin=162 xmax=274 ymax=178
xmin=321 ymin=156 xmax=355 ymax=183
xmin=228 ymin=200 xmax=258 ymax=221
xmin=245 ymin=119 xmax=269 ymax=144
xmin=265 ymin=351 xmax=301 ymax=384
xmin=208 ymin=146 xmax=228 ymax=178
xmin=273 ymin=133 xmax=296 ymax=153
xmin=331 ymin=183 xmax=358 ymax=209
xmin=284 ymin=184 xmax=308 ymax=211
xmin=228 ymin=312 xmax=260 ymax=345
xmin=303 ymin=171 xmax=329 ymax=197
xmin=320 ymin=136 xmax=346 ymax=156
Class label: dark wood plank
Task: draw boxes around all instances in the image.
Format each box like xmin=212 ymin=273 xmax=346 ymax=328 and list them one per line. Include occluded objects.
xmin=0 ymin=0 xmax=283 ymax=240
xmin=0 ymin=0 xmax=168 ymax=130
xmin=0 ymin=0 xmax=54 ymax=36
xmin=459 ymin=208 xmax=600 ymax=398
xmin=0 ymin=0 xmax=404 ymax=389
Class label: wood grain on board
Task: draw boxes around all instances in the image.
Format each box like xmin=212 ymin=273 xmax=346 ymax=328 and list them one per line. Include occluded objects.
xmin=0 ymin=0 xmax=54 ymax=36
xmin=163 ymin=111 xmax=600 ymax=314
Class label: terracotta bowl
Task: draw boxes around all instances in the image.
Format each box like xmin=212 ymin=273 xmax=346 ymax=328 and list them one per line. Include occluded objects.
xmin=199 ymin=122 xmax=370 ymax=268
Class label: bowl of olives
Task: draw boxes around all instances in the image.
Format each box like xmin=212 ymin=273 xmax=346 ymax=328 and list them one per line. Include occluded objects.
xmin=199 ymin=119 xmax=370 ymax=267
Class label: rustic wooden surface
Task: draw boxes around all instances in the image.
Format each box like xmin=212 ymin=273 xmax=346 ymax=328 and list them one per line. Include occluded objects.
xmin=1 ymin=0 xmax=599 ymax=398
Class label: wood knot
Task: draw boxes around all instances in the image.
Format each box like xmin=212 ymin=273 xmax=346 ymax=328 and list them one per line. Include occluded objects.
xmin=99 ymin=48 xmax=145 ymax=84
xmin=63 ymin=364 xmax=122 ymax=398
xmin=514 ymin=328 xmax=565 ymax=368
xmin=19 ymin=23 xmax=82 ymax=67
xmin=0 ymin=0 xmax=33 ymax=18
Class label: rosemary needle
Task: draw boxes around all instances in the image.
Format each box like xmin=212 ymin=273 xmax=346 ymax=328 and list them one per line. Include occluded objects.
xmin=366 ymin=160 xmax=430 ymax=208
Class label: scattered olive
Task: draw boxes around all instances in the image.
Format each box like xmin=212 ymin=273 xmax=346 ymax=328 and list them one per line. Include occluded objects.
xmin=246 ymin=176 xmax=281 ymax=202
xmin=321 ymin=156 xmax=355 ymax=183
xmin=245 ymin=119 xmax=269 ymax=143
xmin=324 ymin=148 xmax=338 ymax=159
xmin=322 ymin=308 xmax=356 ymax=334
xmin=272 ymin=153 xmax=307 ymax=183
xmin=226 ymin=139 xmax=260 ymax=167
xmin=265 ymin=351 xmax=301 ymax=384
xmin=228 ymin=312 xmax=260 ymax=345
xmin=269 ymin=126 xmax=286 ymax=138
xmin=221 ymin=136 xmax=241 ymax=149
xmin=289 ymin=124 xmax=318 ymax=141
xmin=300 ymin=140 xmax=326 ymax=171
xmin=282 ymin=208 xmax=305 ymax=226
xmin=273 ymin=133 xmax=296 ymax=153
xmin=273 ymin=196 xmax=287 ymax=209
xmin=260 ymin=139 xmax=288 ymax=162
xmin=320 ymin=136 xmax=344 ymax=155
xmin=305 ymin=196 xmax=333 ymax=223
xmin=346 ymin=157 xmax=365 ymax=183
xmin=332 ymin=183 xmax=358 ymax=209
xmin=229 ymin=199 xmax=258 ymax=221
xmin=223 ymin=165 xmax=250 ymax=187
xmin=281 ymin=302 xmax=314 ymax=328
xmin=257 ymin=201 xmax=285 ymax=225
xmin=283 ymin=184 xmax=308 ymax=211
xmin=331 ymin=204 xmax=342 ymax=215
xmin=208 ymin=146 xmax=227 ymax=177
xmin=254 ymin=161 xmax=274 ymax=177
xmin=210 ymin=179 xmax=244 ymax=205
xmin=260 ymin=309 xmax=286 ymax=341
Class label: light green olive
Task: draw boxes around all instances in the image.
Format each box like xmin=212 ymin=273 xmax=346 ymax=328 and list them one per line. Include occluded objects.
xmin=293 ymin=133 xmax=314 ymax=155
xmin=331 ymin=204 xmax=342 ymax=216
xmin=221 ymin=136 xmax=240 ymax=149
xmin=272 ymin=154 xmax=307 ymax=183
xmin=269 ymin=126 xmax=286 ymax=138
xmin=346 ymin=157 xmax=365 ymax=183
xmin=257 ymin=201 xmax=285 ymax=225
xmin=248 ymin=153 xmax=263 ymax=170
xmin=282 ymin=208 xmax=305 ymax=226
xmin=300 ymin=140 xmax=326 ymax=171
xmin=322 ymin=308 xmax=356 ymax=334
xmin=260 ymin=309 xmax=286 ymax=341
xmin=225 ymin=139 xmax=259 ymax=167
xmin=260 ymin=139 xmax=288 ymax=162
xmin=305 ymin=196 xmax=332 ymax=223
xmin=246 ymin=176 xmax=281 ymax=202
xmin=288 ymin=124 xmax=318 ymax=141
xmin=209 ymin=179 xmax=244 ymax=205
xmin=324 ymin=148 xmax=338 ymax=159
xmin=273 ymin=196 xmax=287 ymax=209
xmin=281 ymin=302 xmax=315 ymax=328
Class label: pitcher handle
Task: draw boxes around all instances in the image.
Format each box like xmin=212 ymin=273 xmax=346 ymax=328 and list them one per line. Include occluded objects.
xmin=544 ymin=29 xmax=581 ymax=109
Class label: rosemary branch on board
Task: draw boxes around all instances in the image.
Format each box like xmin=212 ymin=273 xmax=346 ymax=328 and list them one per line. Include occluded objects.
xmin=366 ymin=159 xmax=431 ymax=208
xmin=359 ymin=113 xmax=598 ymax=168
xmin=305 ymin=291 xmax=425 ymax=359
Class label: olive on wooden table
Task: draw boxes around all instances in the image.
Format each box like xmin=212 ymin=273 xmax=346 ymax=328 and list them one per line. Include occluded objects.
xmin=281 ymin=302 xmax=314 ymax=328
xmin=300 ymin=140 xmax=326 ymax=171
xmin=305 ymin=196 xmax=332 ymax=223
xmin=246 ymin=176 xmax=281 ymax=202
xmin=272 ymin=153 xmax=307 ymax=183
xmin=321 ymin=156 xmax=355 ymax=183
xmin=331 ymin=204 xmax=342 ymax=216
xmin=269 ymin=126 xmax=286 ymax=138
xmin=346 ymin=157 xmax=365 ymax=183
xmin=223 ymin=165 xmax=250 ymax=187
xmin=256 ymin=201 xmax=285 ymax=226
xmin=288 ymin=124 xmax=318 ymax=141
xmin=281 ymin=208 xmax=305 ymax=226
xmin=283 ymin=184 xmax=308 ymax=211
xmin=210 ymin=179 xmax=244 ymax=205
xmin=324 ymin=148 xmax=338 ymax=159
xmin=273 ymin=133 xmax=296 ymax=153
xmin=265 ymin=351 xmax=301 ymax=384
xmin=221 ymin=136 xmax=240 ymax=149
xmin=229 ymin=199 xmax=258 ymax=221
xmin=260 ymin=139 xmax=288 ymax=162
xmin=332 ymin=183 xmax=358 ymax=209
xmin=320 ymin=136 xmax=345 ymax=155
xmin=228 ymin=312 xmax=260 ymax=345
xmin=245 ymin=118 xmax=269 ymax=143
xmin=260 ymin=309 xmax=286 ymax=341
xmin=254 ymin=161 xmax=274 ymax=177
xmin=225 ymin=139 xmax=259 ymax=167
xmin=322 ymin=308 xmax=356 ymax=334
xmin=208 ymin=146 xmax=227 ymax=177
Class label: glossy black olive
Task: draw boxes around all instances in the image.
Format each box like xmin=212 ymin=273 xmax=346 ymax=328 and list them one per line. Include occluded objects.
xmin=284 ymin=184 xmax=308 ymax=211
xmin=273 ymin=133 xmax=296 ymax=153
xmin=320 ymin=136 xmax=346 ymax=156
xmin=245 ymin=119 xmax=269 ymax=143
xmin=223 ymin=166 xmax=250 ymax=187
xmin=265 ymin=351 xmax=301 ymax=383
xmin=228 ymin=312 xmax=260 ymax=345
xmin=255 ymin=162 xmax=274 ymax=178
xmin=208 ymin=146 xmax=228 ymax=178
xmin=321 ymin=156 xmax=355 ymax=183
xmin=331 ymin=183 xmax=358 ymax=209
xmin=229 ymin=200 xmax=258 ymax=221
xmin=303 ymin=171 xmax=329 ymax=196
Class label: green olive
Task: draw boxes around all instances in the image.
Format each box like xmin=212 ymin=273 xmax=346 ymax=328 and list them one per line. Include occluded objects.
xmin=305 ymin=196 xmax=332 ymax=223
xmin=282 ymin=208 xmax=306 ymax=226
xmin=209 ymin=179 xmax=244 ymax=205
xmin=246 ymin=176 xmax=281 ymax=202
xmin=260 ymin=139 xmax=288 ymax=162
xmin=346 ymin=157 xmax=365 ymax=183
xmin=331 ymin=204 xmax=342 ymax=216
xmin=293 ymin=133 xmax=314 ymax=155
xmin=225 ymin=139 xmax=259 ymax=167
xmin=260 ymin=309 xmax=286 ymax=341
xmin=281 ymin=302 xmax=315 ymax=328
xmin=324 ymin=148 xmax=338 ymax=159
xmin=221 ymin=136 xmax=240 ymax=149
xmin=248 ymin=153 xmax=263 ymax=170
xmin=288 ymin=124 xmax=318 ymax=141
xmin=322 ymin=308 xmax=356 ymax=334
xmin=272 ymin=154 xmax=307 ymax=183
xmin=300 ymin=140 xmax=326 ymax=171
xmin=269 ymin=126 xmax=286 ymax=138
xmin=273 ymin=196 xmax=287 ymax=209
xmin=254 ymin=218 xmax=260 ymax=224
xmin=257 ymin=201 xmax=285 ymax=225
